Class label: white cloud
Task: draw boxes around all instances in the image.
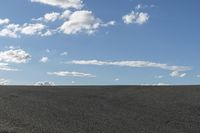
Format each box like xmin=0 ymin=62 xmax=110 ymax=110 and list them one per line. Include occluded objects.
xmin=31 ymin=0 xmax=83 ymax=9
xmin=102 ymin=21 xmax=116 ymax=27
xmin=0 ymin=23 xmax=47 ymax=38
xmin=0 ymin=49 xmax=31 ymax=63
xmin=5 ymin=45 xmax=19 ymax=50
xmin=59 ymin=10 xmax=101 ymax=35
xmin=33 ymin=12 xmax=61 ymax=22
xmin=0 ymin=18 xmax=10 ymax=25
xmin=32 ymin=10 xmax=72 ymax=22
xmin=0 ymin=78 xmax=10 ymax=85
xmin=44 ymin=12 xmax=60 ymax=22
xmin=0 ymin=63 xmax=18 ymax=71
xmin=141 ymin=83 xmax=169 ymax=86
xmin=70 ymin=60 xmax=190 ymax=78
xmin=60 ymin=52 xmax=68 ymax=56
xmin=135 ymin=4 xmax=155 ymax=10
xmin=122 ymin=11 xmax=149 ymax=25
xmin=170 ymin=71 xmax=187 ymax=78
xmin=1 ymin=10 xmax=114 ymax=38
xmin=40 ymin=30 xmax=54 ymax=37
xmin=48 ymin=71 xmax=96 ymax=78
xmin=59 ymin=10 xmax=115 ymax=35
xmin=0 ymin=24 xmax=21 ymax=38
xmin=0 ymin=28 xmax=18 ymax=38
xmin=135 ymin=4 xmax=143 ymax=10
xmin=60 ymin=10 xmax=72 ymax=20
xmin=156 ymin=83 xmax=169 ymax=86
xmin=21 ymin=23 xmax=46 ymax=35
xmin=40 ymin=57 xmax=49 ymax=63
xmin=34 ymin=81 xmax=55 ymax=86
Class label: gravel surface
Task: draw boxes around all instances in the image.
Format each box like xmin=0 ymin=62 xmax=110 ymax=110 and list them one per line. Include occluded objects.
xmin=0 ymin=86 xmax=200 ymax=133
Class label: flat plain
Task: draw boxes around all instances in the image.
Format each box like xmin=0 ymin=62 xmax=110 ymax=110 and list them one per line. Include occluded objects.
xmin=0 ymin=86 xmax=200 ymax=133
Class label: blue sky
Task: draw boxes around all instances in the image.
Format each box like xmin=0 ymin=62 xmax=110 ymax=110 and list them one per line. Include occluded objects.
xmin=0 ymin=0 xmax=200 ymax=85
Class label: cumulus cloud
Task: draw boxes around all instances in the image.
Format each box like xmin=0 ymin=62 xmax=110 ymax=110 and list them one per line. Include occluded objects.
xmin=33 ymin=12 xmax=61 ymax=22
xmin=21 ymin=23 xmax=46 ymax=35
xmin=60 ymin=10 xmax=115 ymax=35
xmin=0 ymin=24 xmax=21 ymax=38
xmin=34 ymin=81 xmax=55 ymax=86
xmin=0 ymin=49 xmax=31 ymax=63
xmin=44 ymin=12 xmax=60 ymax=22
xmin=70 ymin=60 xmax=191 ymax=78
xmin=33 ymin=10 xmax=72 ymax=22
xmin=0 ymin=78 xmax=10 ymax=85
xmin=0 ymin=23 xmax=47 ymax=38
xmin=31 ymin=0 xmax=83 ymax=9
xmin=0 ymin=63 xmax=18 ymax=71
xmin=40 ymin=57 xmax=49 ymax=63
xmin=60 ymin=10 xmax=72 ymax=20
xmin=0 ymin=26 xmax=19 ymax=38
xmin=170 ymin=71 xmax=187 ymax=78
xmin=47 ymin=71 xmax=96 ymax=78
xmin=1 ymin=10 xmax=114 ymax=38
xmin=122 ymin=11 xmax=149 ymax=25
xmin=0 ymin=18 xmax=10 ymax=25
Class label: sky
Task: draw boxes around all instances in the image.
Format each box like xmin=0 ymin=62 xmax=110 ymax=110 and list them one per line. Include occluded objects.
xmin=0 ymin=0 xmax=200 ymax=85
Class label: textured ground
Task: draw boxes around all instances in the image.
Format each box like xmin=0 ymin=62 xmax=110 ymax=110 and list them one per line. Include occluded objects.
xmin=0 ymin=86 xmax=200 ymax=133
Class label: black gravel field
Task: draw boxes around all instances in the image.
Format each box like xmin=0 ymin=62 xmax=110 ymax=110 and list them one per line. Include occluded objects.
xmin=0 ymin=86 xmax=200 ymax=133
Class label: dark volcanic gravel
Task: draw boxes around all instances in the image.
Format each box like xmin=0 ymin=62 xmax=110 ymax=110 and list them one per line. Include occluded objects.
xmin=0 ymin=86 xmax=200 ymax=133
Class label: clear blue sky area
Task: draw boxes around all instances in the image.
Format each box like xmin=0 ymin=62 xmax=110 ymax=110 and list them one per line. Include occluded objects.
xmin=0 ymin=0 xmax=199 ymax=85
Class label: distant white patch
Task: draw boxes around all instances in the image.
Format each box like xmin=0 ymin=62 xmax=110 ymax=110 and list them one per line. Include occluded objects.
xmin=40 ymin=57 xmax=49 ymax=63
xmin=46 ymin=49 xmax=50 ymax=53
xmin=102 ymin=21 xmax=116 ymax=27
xmin=170 ymin=71 xmax=186 ymax=78
xmin=196 ymin=75 xmax=200 ymax=78
xmin=34 ymin=81 xmax=55 ymax=86
xmin=141 ymin=83 xmax=169 ymax=86
xmin=0 ymin=78 xmax=10 ymax=85
xmin=60 ymin=52 xmax=68 ymax=56
xmin=0 ymin=63 xmax=18 ymax=71
xmin=70 ymin=60 xmax=190 ymax=78
xmin=135 ymin=4 xmax=155 ymax=10
xmin=155 ymin=75 xmax=163 ymax=79
xmin=122 ymin=11 xmax=149 ymax=25
xmin=5 ymin=45 xmax=20 ymax=50
xmin=48 ymin=71 xmax=96 ymax=78
xmin=31 ymin=0 xmax=83 ymax=9
xmin=0 ymin=49 xmax=31 ymax=63
xmin=0 ymin=18 xmax=10 ymax=25
xmin=33 ymin=12 xmax=60 ymax=22
xmin=115 ymin=78 xmax=119 ymax=81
